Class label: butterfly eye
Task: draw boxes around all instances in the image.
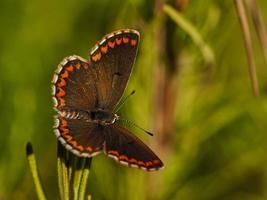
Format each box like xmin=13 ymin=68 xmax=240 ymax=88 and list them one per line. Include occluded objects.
xmin=90 ymin=111 xmax=96 ymax=119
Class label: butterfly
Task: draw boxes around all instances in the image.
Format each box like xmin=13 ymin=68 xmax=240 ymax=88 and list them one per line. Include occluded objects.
xmin=51 ymin=29 xmax=164 ymax=171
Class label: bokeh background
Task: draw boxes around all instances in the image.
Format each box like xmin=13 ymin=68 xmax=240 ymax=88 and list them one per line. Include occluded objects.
xmin=1 ymin=0 xmax=267 ymax=199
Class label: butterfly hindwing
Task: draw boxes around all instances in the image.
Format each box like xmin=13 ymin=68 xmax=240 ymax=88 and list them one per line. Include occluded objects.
xmin=90 ymin=29 xmax=139 ymax=110
xmin=104 ymin=124 xmax=164 ymax=171
xmin=52 ymin=55 xmax=98 ymax=111
xmin=54 ymin=116 xmax=105 ymax=157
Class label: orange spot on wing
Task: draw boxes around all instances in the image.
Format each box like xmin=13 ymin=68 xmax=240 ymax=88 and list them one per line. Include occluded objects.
xmin=100 ymin=45 xmax=108 ymax=54
xmin=153 ymin=160 xmax=161 ymax=164
xmin=56 ymin=88 xmax=65 ymax=97
xmin=58 ymin=98 xmax=65 ymax=108
xmin=129 ymin=158 xmax=138 ymax=164
xmin=60 ymin=70 xmax=69 ymax=79
xmin=76 ymin=145 xmax=84 ymax=152
xmin=61 ymin=119 xmax=67 ymax=127
xmin=71 ymin=140 xmax=78 ymax=147
xmin=146 ymin=161 xmax=153 ymax=166
xmin=65 ymin=135 xmax=72 ymax=141
xmin=108 ymin=150 xmax=119 ymax=156
xmin=91 ymin=52 xmax=101 ymax=62
xmin=69 ymin=140 xmax=84 ymax=151
xmin=119 ymin=155 xmax=128 ymax=161
xmin=87 ymin=146 xmax=93 ymax=152
xmin=75 ymin=63 xmax=81 ymax=70
xmin=137 ymin=161 xmax=146 ymax=166
xmin=108 ymin=41 xmax=115 ymax=48
xmin=115 ymin=38 xmax=122 ymax=45
xmin=66 ymin=65 xmax=74 ymax=72
xmin=131 ymin=39 xmax=137 ymax=46
xmin=123 ymin=37 xmax=129 ymax=43
xmin=62 ymin=131 xmax=68 ymax=137
xmin=57 ymin=78 xmax=66 ymax=87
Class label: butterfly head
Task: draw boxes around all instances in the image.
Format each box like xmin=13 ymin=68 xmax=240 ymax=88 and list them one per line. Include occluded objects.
xmin=91 ymin=109 xmax=119 ymax=126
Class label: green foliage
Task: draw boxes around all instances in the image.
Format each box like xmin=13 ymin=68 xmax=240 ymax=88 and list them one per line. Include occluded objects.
xmin=26 ymin=142 xmax=91 ymax=200
xmin=1 ymin=0 xmax=267 ymax=199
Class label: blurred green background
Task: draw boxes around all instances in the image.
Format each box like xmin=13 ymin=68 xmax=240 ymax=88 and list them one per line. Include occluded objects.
xmin=1 ymin=0 xmax=267 ymax=199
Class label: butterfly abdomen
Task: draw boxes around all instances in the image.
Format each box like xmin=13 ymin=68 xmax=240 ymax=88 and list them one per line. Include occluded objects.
xmin=58 ymin=109 xmax=90 ymax=120
xmin=58 ymin=108 xmax=118 ymax=126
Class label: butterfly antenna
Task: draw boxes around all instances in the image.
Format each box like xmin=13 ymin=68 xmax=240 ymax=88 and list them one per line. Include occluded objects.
xmin=115 ymin=90 xmax=135 ymax=112
xmin=119 ymin=118 xmax=154 ymax=136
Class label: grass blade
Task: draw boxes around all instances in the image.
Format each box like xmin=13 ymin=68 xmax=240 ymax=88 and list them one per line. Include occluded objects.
xmin=234 ymin=0 xmax=260 ymax=97
xmin=163 ymin=4 xmax=215 ymax=65
xmin=245 ymin=0 xmax=267 ymax=66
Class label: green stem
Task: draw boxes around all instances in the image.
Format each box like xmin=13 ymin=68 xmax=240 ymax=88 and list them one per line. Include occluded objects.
xmin=57 ymin=142 xmax=92 ymax=200
xmin=78 ymin=158 xmax=92 ymax=200
xmin=62 ymin=147 xmax=70 ymax=200
xmin=73 ymin=158 xmax=86 ymax=200
xmin=26 ymin=142 xmax=47 ymax=200
xmin=57 ymin=142 xmax=64 ymax=200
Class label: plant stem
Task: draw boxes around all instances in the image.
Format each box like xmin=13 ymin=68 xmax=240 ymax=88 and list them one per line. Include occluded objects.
xmin=78 ymin=158 xmax=92 ymax=200
xmin=234 ymin=0 xmax=260 ymax=97
xmin=57 ymin=142 xmax=92 ymax=200
xmin=26 ymin=142 xmax=47 ymax=200
xmin=245 ymin=0 xmax=267 ymax=68
xmin=57 ymin=142 xmax=64 ymax=200
xmin=73 ymin=158 xmax=86 ymax=200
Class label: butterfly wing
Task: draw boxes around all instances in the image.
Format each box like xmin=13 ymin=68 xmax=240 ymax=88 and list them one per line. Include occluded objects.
xmin=90 ymin=29 xmax=139 ymax=110
xmin=54 ymin=116 xmax=105 ymax=157
xmin=104 ymin=124 xmax=164 ymax=171
xmin=52 ymin=55 xmax=98 ymax=111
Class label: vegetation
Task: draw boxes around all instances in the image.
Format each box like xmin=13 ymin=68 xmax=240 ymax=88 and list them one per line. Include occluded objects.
xmin=1 ymin=0 xmax=267 ymax=199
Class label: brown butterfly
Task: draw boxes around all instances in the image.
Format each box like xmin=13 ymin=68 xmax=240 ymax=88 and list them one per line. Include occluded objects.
xmin=51 ymin=29 xmax=164 ymax=171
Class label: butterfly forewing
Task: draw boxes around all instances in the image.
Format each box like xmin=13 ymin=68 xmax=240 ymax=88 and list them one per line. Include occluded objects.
xmin=52 ymin=56 xmax=98 ymax=111
xmin=104 ymin=124 xmax=164 ymax=171
xmin=90 ymin=30 xmax=139 ymax=110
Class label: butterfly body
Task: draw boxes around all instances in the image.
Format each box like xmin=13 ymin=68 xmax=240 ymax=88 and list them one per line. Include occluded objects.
xmin=90 ymin=109 xmax=118 ymax=125
xmin=52 ymin=29 xmax=164 ymax=171
xmin=58 ymin=108 xmax=118 ymax=125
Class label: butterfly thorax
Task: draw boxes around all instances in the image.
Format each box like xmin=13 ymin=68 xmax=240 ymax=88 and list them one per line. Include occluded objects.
xmin=90 ymin=109 xmax=119 ymax=126
xmin=58 ymin=108 xmax=118 ymax=126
